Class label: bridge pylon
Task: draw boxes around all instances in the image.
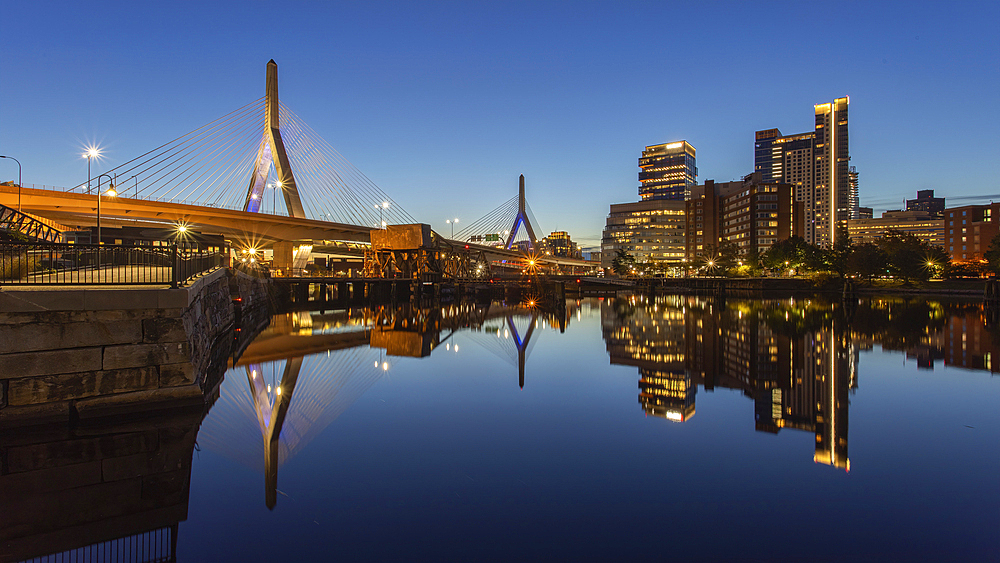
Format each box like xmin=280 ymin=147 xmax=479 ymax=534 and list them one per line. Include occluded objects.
xmin=505 ymin=174 xmax=539 ymax=251
xmin=243 ymin=60 xmax=306 ymax=218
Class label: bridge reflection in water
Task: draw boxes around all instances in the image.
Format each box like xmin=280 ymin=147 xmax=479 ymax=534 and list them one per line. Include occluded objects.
xmin=4 ymin=295 xmax=997 ymax=561
xmin=196 ymin=300 xmax=565 ymax=509
xmin=196 ymin=294 xmax=1000 ymax=510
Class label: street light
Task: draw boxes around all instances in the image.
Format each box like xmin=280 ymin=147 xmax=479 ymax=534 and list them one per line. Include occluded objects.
xmin=95 ymin=174 xmax=116 ymax=245
xmin=84 ymin=147 xmax=100 ymax=195
xmin=0 ymin=155 xmax=22 ymax=212
xmin=446 ymin=218 xmax=458 ymax=238
xmin=270 ymin=180 xmax=284 ymax=215
xmin=376 ymin=201 xmax=389 ymax=229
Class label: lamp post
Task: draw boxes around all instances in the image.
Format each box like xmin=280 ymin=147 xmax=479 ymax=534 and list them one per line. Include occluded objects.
xmin=270 ymin=181 xmax=284 ymax=215
xmin=446 ymin=218 xmax=458 ymax=238
xmin=0 ymin=155 xmax=21 ymax=212
xmin=95 ymin=174 xmax=116 ymax=245
xmin=377 ymin=201 xmax=388 ymax=229
xmin=128 ymin=175 xmax=138 ymax=199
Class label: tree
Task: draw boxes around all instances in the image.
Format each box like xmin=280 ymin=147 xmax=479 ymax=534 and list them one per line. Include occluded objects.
xmin=762 ymin=236 xmax=822 ymax=274
xmin=611 ymin=249 xmax=635 ymax=276
xmin=823 ymin=226 xmax=853 ymax=278
xmin=693 ymin=241 xmax=740 ymax=276
xmin=876 ymin=230 xmax=948 ymax=283
xmin=739 ymin=249 xmax=765 ymax=277
xmin=984 ymin=233 xmax=1000 ymax=274
xmin=847 ymin=242 xmax=886 ymax=284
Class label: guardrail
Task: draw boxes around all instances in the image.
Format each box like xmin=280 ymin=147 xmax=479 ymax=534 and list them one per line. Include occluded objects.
xmin=0 ymin=242 xmax=226 ymax=287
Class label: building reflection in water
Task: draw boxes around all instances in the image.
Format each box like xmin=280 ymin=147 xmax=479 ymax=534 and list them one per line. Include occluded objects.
xmin=602 ymin=293 xmax=1000 ymax=471
xmin=4 ymin=295 xmax=997 ymax=559
xmin=604 ymin=294 xmax=858 ymax=471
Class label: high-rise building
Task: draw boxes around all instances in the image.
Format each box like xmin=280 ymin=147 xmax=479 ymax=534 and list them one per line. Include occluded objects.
xmin=638 ymin=141 xmax=697 ymax=201
xmin=849 ymin=166 xmax=860 ymax=218
xmin=754 ymin=97 xmax=852 ymax=246
xmin=540 ymin=231 xmax=581 ymax=258
xmin=684 ymin=172 xmax=805 ymax=260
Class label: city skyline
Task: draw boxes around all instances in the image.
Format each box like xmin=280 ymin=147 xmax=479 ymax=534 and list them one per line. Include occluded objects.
xmin=2 ymin=2 xmax=997 ymax=248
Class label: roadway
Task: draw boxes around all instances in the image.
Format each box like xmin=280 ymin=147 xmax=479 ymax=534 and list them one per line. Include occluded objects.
xmin=0 ymin=185 xmax=372 ymax=245
xmin=1 ymin=185 xmax=598 ymax=270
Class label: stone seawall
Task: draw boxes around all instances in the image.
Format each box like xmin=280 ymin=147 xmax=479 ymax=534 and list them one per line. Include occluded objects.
xmin=0 ymin=268 xmax=271 ymax=425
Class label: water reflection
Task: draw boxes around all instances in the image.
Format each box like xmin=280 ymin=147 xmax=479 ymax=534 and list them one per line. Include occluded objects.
xmin=603 ymin=295 xmax=856 ymax=470
xmin=197 ymin=301 xmax=576 ymax=509
xmin=602 ymin=294 xmax=1000 ymax=472
xmin=199 ymin=295 xmax=999 ymax=510
xmin=5 ymin=294 xmax=995 ymax=560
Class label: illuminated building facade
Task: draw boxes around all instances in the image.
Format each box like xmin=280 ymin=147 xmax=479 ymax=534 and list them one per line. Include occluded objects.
xmin=684 ymin=172 xmax=804 ymax=260
xmin=638 ymin=141 xmax=697 ymax=201
xmin=944 ymin=203 xmax=1000 ymax=262
xmin=847 ymin=210 xmax=944 ymax=247
xmin=754 ymin=97 xmax=852 ymax=246
xmin=600 ymin=199 xmax=686 ymax=272
xmin=540 ymin=231 xmax=581 ymax=258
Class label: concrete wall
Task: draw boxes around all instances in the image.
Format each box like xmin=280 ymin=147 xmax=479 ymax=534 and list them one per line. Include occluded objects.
xmin=0 ymin=268 xmax=271 ymax=425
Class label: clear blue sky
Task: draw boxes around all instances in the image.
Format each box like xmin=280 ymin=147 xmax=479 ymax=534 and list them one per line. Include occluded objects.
xmin=2 ymin=1 xmax=998 ymax=248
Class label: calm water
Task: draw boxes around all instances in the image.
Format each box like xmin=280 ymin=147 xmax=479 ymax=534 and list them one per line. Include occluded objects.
xmin=177 ymin=296 xmax=997 ymax=562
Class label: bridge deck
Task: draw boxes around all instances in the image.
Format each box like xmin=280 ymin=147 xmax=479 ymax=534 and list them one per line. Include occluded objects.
xmin=0 ymin=185 xmax=372 ymax=244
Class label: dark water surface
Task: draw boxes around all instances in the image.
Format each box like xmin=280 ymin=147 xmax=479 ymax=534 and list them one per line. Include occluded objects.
xmin=177 ymin=296 xmax=998 ymax=562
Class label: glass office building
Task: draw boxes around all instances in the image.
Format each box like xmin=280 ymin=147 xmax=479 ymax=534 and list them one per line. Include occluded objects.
xmin=638 ymin=141 xmax=697 ymax=201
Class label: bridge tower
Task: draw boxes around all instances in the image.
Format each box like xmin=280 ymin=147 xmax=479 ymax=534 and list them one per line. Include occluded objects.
xmin=505 ymin=174 xmax=539 ymax=251
xmin=243 ymin=60 xmax=306 ymax=218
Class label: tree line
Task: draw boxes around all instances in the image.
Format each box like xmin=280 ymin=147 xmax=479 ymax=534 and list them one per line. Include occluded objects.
xmin=612 ymin=229 xmax=1000 ymax=282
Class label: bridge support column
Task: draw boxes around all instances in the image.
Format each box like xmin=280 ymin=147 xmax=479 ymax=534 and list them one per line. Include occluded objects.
xmin=273 ymin=241 xmax=294 ymax=273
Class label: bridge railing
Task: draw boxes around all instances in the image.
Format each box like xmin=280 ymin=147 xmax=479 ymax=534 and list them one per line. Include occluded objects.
xmin=0 ymin=242 xmax=226 ymax=288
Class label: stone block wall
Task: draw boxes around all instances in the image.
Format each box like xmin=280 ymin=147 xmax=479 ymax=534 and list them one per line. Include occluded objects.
xmin=0 ymin=268 xmax=272 ymax=424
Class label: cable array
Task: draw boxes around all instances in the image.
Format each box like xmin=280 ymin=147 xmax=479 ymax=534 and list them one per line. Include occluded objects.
xmin=84 ymin=98 xmax=267 ymax=208
xmin=85 ymin=98 xmax=414 ymax=227
xmin=278 ymin=103 xmax=414 ymax=226
xmin=453 ymin=195 xmax=543 ymax=246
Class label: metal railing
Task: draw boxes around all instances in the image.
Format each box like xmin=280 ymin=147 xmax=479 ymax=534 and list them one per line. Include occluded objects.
xmin=17 ymin=525 xmax=176 ymax=563
xmin=0 ymin=242 xmax=225 ymax=287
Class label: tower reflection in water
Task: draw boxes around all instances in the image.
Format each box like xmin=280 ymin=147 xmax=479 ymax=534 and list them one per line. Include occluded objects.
xmin=603 ymin=295 xmax=857 ymax=471
xmin=197 ymin=300 xmax=565 ymax=508
xmin=198 ymin=295 xmax=1000 ymax=510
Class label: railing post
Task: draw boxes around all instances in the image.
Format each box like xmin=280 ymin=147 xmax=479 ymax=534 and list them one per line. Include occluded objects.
xmin=171 ymin=244 xmax=179 ymax=288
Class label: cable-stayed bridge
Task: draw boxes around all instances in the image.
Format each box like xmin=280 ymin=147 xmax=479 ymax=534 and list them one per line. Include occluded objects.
xmin=0 ymin=60 xmax=592 ymax=272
